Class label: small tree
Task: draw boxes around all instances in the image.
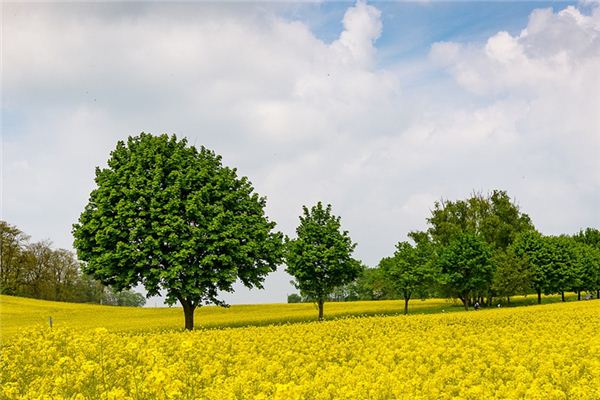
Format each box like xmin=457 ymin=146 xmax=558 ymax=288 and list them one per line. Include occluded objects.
xmin=380 ymin=232 xmax=437 ymax=314
xmin=73 ymin=133 xmax=283 ymax=330
xmin=285 ymin=202 xmax=362 ymax=320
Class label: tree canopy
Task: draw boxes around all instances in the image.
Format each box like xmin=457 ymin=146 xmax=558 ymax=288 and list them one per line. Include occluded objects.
xmin=73 ymin=133 xmax=283 ymax=329
xmin=427 ymin=190 xmax=534 ymax=250
xmin=437 ymin=233 xmax=494 ymax=310
xmin=285 ymin=202 xmax=361 ymax=320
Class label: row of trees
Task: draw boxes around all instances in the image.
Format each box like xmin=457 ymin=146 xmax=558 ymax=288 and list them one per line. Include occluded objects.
xmin=0 ymin=221 xmax=145 ymax=306
xmin=70 ymin=133 xmax=599 ymax=329
xmin=287 ymin=192 xmax=600 ymax=316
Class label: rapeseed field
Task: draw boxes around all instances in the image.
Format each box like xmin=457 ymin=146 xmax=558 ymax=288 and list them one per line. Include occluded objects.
xmin=0 ymin=295 xmax=471 ymax=338
xmin=2 ymin=298 xmax=598 ymax=399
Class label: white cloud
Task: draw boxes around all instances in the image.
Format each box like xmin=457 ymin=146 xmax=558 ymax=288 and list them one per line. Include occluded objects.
xmin=331 ymin=0 xmax=382 ymax=68
xmin=3 ymin=1 xmax=599 ymax=304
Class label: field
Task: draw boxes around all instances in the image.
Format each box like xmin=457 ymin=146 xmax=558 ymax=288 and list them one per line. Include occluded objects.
xmin=0 ymin=295 xmax=466 ymax=339
xmin=2 ymin=295 xmax=599 ymax=399
xmin=0 ymin=293 xmax=577 ymax=339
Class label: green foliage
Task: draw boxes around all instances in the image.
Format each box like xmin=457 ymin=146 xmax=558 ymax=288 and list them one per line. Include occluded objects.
xmin=512 ymin=232 xmax=596 ymax=299
xmin=285 ymin=202 xmax=362 ymax=319
xmin=573 ymin=227 xmax=600 ymax=249
xmin=491 ymin=248 xmax=533 ymax=300
xmin=109 ymin=288 xmax=147 ymax=307
xmin=0 ymin=220 xmax=145 ymax=305
xmin=510 ymin=230 xmax=546 ymax=297
xmin=355 ymin=266 xmax=398 ymax=300
xmin=380 ymin=231 xmax=437 ymax=313
xmin=427 ymin=190 xmax=534 ymax=250
xmin=543 ymin=236 xmax=578 ymax=297
xmin=437 ymin=233 xmax=494 ymax=309
xmin=0 ymin=221 xmax=30 ymax=295
xmin=287 ymin=293 xmax=302 ymax=303
xmin=73 ymin=133 xmax=283 ymax=328
xmin=572 ymin=241 xmax=600 ymax=294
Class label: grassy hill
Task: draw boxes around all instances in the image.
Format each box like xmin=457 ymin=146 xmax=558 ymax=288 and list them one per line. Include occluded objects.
xmin=0 ymin=293 xmax=578 ymax=340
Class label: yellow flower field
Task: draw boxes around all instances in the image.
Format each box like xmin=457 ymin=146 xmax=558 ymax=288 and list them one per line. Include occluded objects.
xmin=0 ymin=295 xmax=470 ymax=339
xmin=2 ymin=299 xmax=599 ymax=399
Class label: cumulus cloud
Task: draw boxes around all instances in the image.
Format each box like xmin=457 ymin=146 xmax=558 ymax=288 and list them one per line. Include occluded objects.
xmin=3 ymin=1 xmax=599 ymax=303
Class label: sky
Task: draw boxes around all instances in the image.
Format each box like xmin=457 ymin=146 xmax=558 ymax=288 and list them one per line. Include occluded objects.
xmin=2 ymin=1 xmax=599 ymax=306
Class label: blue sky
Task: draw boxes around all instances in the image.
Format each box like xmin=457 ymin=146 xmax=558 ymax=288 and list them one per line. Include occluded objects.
xmin=2 ymin=1 xmax=599 ymax=305
xmin=287 ymin=2 xmax=577 ymax=61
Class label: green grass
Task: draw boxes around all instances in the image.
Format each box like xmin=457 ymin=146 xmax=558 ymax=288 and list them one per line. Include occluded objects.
xmin=0 ymin=292 xmax=581 ymax=341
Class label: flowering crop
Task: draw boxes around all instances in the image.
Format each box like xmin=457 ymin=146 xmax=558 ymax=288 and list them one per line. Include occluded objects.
xmin=2 ymin=300 xmax=599 ymax=399
xmin=0 ymin=295 xmax=468 ymax=339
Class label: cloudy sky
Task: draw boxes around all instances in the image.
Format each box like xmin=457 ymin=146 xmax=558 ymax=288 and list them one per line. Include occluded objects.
xmin=3 ymin=1 xmax=599 ymax=305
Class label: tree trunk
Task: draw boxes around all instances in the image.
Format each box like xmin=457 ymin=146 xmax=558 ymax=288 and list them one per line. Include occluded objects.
xmin=578 ymin=291 xmax=581 ymax=301
xmin=181 ymin=299 xmax=196 ymax=330
xmin=318 ymin=299 xmax=324 ymax=321
xmin=459 ymin=294 xmax=469 ymax=311
xmin=404 ymin=297 xmax=409 ymax=315
xmin=537 ymin=289 xmax=541 ymax=304
xmin=507 ymin=296 xmax=511 ymax=305
xmin=597 ymin=289 xmax=599 ymax=299
xmin=561 ymin=291 xmax=565 ymax=302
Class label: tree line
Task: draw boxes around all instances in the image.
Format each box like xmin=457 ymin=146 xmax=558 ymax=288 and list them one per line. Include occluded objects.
xmin=0 ymin=221 xmax=145 ymax=306
xmin=61 ymin=133 xmax=600 ymax=329
xmin=287 ymin=192 xmax=600 ymax=317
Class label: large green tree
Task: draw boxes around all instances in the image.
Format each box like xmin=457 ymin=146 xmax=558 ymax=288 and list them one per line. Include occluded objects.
xmin=73 ymin=133 xmax=283 ymax=329
xmin=427 ymin=190 xmax=534 ymax=304
xmin=437 ymin=233 xmax=494 ymax=310
xmin=285 ymin=202 xmax=361 ymax=320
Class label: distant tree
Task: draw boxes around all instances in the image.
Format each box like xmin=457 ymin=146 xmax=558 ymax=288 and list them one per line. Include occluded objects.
xmin=511 ymin=232 xmax=580 ymax=303
xmin=570 ymin=242 xmax=600 ymax=300
xmin=573 ymin=228 xmax=600 ymax=250
xmin=511 ymin=231 xmax=546 ymax=304
xmin=427 ymin=190 xmax=534 ymax=250
xmin=73 ymin=274 xmax=108 ymax=304
xmin=23 ymin=241 xmax=54 ymax=299
xmin=381 ymin=231 xmax=437 ymax=314
xmin=437 ymin=233 xmax=494 ymax=310
xmin=46 ymin=249 xmax=80 ymax=302
xmin=491 ymin=248 xmax=533 ymax=304
xmin=285 ymin=202 xmax=362 ymax=320
xmin=546 ymin=236 xmax=579 ymax=302
xmin=73 ymin=133 xmax=284 ymax=330
xmin=110 ymin=288 xmax=147 ymax=307
xmin=287 ymin=293 xmax=302 ymax=303
xmin=573 ymin=228 xmax=600 ymax=298
xmin=343 ymin=266 xmax=396 ymax=300
xmin=0 ymin=221 xmax=30 ymax=295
